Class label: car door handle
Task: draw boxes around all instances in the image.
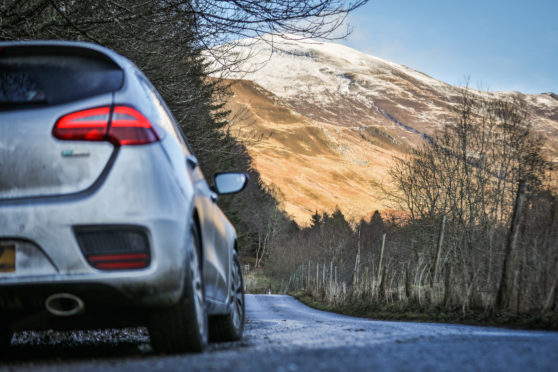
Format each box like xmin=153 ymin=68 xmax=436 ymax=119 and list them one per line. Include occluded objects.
xmin=186 ymin=155 xmax=198 ymax=169
xmin=210 ymin=191 xmax=218 ymax=203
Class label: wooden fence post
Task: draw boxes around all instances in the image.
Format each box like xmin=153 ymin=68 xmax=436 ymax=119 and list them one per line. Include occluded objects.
xmin=443 ymin=265 xmax=452 ymax=307
xmin=308 ymin=260 xmax=311 ymax=289
xmin=329 ymin=260 xmax=333 ymax=295
xmin=365 ymin=266 xmax=370 ymax=294
xmin=377 ymin=233 xmax=386 ymax=283
xmin=496 ymin=180 xmax=526 ymax=310
xmin=322 ymin=262 xmax=326 ymax=290
xmin=431 ymin=214 xmax=446 ymax=287
xmin=316 ymin=262 xmax=320 ymax=294
xmin=379 ymin=270 xmax=387 ymax=300
xmin=405 ymin=264 xmax=412 ymax=300
xmin=543 ymin=267 xmax=558 ymax=312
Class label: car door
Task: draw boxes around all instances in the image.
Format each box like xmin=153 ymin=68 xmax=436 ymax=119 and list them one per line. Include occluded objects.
xmin=210 ymin=206 xmax=232 ymax=302
xmin=132 ymin=73 xmax=223 ymax=300
xmin=190 ymin=167 xmax=222 ymax=301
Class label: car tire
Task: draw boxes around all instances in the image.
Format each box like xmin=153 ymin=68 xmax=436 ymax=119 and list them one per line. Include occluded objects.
xmin=0 ymin=329 xmax=13 ymax=348
xmin=209 ymin=250 xmax=245 ymax=342
xmin=148 ymin=225 xmax=208 ymax=353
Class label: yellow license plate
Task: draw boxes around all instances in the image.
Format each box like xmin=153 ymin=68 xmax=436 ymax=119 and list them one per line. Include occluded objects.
xmin=0 ymin=245 xmax=15 ymax=273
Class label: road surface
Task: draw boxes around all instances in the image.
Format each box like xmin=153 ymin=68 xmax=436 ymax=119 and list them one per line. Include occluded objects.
xmin=2 ymin=295 xmax=558 ymax=371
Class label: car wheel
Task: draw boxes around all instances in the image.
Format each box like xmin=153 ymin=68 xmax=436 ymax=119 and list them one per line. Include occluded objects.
xmin=209 ymin=250 xmax=245 ymax=342
xmin=149 ymin=225 xmax=208 ymax=353
xmin=0 ymin=329 xmax=13 ymax=348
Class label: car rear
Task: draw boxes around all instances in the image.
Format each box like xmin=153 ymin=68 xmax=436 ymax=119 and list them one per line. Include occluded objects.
xmin=0 ymin=42 xmax=194 ymax=332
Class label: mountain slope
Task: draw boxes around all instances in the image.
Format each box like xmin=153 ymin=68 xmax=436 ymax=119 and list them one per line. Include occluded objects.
xmin=224 ymin=79 xmax=404 ymax=225
xmin=215 ymin=36 xmax=558 ymax=225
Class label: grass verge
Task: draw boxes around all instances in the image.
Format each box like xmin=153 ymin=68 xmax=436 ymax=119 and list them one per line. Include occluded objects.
xmin=293 ymin=292 xmax=558 ymax=331
xmin=244 ymin=269 xmax=282 ymax=294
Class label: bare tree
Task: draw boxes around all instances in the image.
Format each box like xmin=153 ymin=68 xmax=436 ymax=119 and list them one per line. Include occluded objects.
xmin=389 ymin=87 xmax=549 ymax=311
xmin=189 ymin=0 xmax=367 ymax=43
xmin=1 ymin=1 xmax=367 ymax=70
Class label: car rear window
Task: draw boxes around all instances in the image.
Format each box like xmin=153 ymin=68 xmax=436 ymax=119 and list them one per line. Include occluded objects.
xmin=0 ymin=45 xmax=123 ymax=109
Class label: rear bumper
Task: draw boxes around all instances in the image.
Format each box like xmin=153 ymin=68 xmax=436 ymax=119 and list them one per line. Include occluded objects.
xmin=0 ymin=143 xmax=195 ymax=316
xmin=0 ymin=282 xmax=149 ymax=331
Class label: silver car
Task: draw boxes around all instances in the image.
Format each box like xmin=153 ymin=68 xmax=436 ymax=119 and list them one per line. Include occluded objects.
xmin=0 ymin=41 xmax=247 ymax=353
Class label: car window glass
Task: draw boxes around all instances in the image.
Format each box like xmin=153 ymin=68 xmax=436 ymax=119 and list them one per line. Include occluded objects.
xmin=0 ymin=53 xmax=123 ymax=109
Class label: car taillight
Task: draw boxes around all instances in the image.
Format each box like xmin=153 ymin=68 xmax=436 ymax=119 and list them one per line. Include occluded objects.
xmin=53 ymin=107 xmax=110 ymax=141
xmin=108 ymin=106 xmax=158 ymax=145
xmin=86 ymin=253 xmax=150 ymax=270
xmin=53 ymin=106 xmax=159 ymax=145
xmin=75 ymin=227 xmax=151 ymax=271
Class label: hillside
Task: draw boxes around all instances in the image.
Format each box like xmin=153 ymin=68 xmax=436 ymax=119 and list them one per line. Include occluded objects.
xmin=214 ymin=36 xmax=558 ymax=226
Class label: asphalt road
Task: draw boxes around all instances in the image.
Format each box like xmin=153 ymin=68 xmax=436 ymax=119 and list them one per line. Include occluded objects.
xmin=2 ymin=294 xmax=558 ymax=371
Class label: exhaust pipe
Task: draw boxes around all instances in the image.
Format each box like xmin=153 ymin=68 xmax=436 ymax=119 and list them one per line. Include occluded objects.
xmin=45 ymin=293 xmax=85 ymax=317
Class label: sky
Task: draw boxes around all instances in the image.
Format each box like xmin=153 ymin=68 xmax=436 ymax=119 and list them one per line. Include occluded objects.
xmin=339 ymin=0 xmax=558 ymax=94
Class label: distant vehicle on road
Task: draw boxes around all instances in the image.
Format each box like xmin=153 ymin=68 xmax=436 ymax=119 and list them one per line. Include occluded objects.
xmin=0 ymin=41 xmax=247 ymax=353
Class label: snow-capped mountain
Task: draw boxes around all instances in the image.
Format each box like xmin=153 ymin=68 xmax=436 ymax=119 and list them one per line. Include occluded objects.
xmin=211 ymin=36 xmax=558 ymax=225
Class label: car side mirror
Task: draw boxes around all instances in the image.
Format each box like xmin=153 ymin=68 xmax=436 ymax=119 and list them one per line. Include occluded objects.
xmin=213 ymin=172 xmax=248 ymax=195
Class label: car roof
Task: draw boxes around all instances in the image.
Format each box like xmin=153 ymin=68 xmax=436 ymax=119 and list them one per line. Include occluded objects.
xmin=0 ymin=40 xmax=128 ymax=70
